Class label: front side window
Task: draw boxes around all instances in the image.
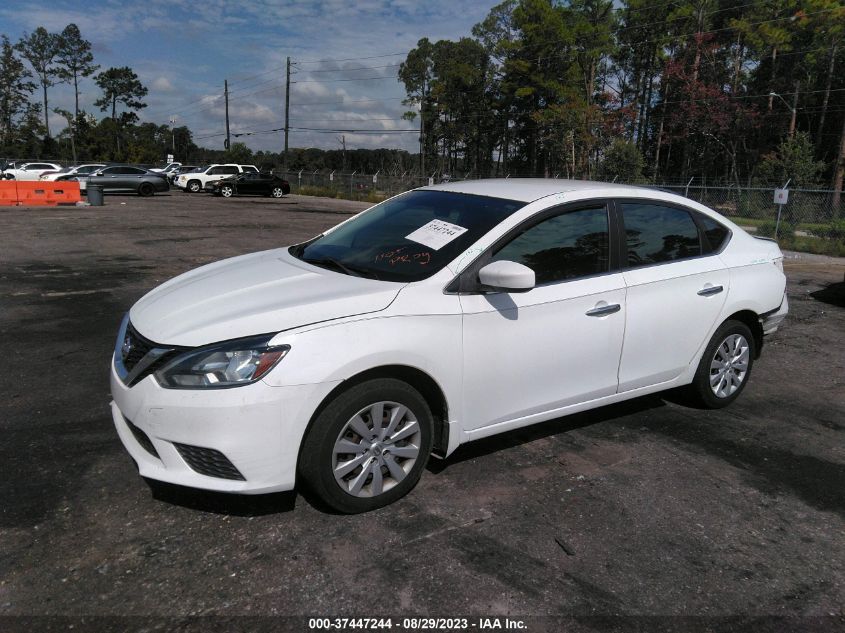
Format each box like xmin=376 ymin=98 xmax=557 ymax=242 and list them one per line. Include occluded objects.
xmin=293 ymin=190 xmax=525 ymax=282
xmin=492 ymin=206 xmax=610 ymax=285
xmin=622 ymin=203 xmax=701 ymax=267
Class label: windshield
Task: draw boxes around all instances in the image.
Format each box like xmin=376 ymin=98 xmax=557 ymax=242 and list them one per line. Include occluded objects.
xmin=291 ymin=190 xmax=525 ymax=282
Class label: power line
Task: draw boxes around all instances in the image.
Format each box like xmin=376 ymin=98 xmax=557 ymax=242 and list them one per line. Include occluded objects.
xmin=292 ymin=75 xmax=396 ymax=84
xmin=294 ymin=51 xmax=407 ymax=64
xmin=299 ymin=63 xmax=400 ymax=74
xmin=289 ymin=97 xmax=406 ymax=107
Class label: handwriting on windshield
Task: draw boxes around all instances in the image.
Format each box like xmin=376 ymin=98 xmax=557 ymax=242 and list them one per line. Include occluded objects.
xmin=375 ymin=247 xmax=431 ymax=266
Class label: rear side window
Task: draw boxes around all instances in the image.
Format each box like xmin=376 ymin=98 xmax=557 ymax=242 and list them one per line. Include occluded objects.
xmin=241 ymin=165 xmax=258 ymax=173
xmin=698 ymin=214 xmax=730 ymax=254
xmin=621 ymin=203 xmax=701 ymax=267
xmin=493 ymin=206 xmax=609 ymax=284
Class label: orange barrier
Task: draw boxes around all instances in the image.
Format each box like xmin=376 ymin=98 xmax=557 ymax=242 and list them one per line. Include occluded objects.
xmin=0 ymin=180 xmax=82 ymax=206
xmin=0 ymin=180 xmax=17 ymax=206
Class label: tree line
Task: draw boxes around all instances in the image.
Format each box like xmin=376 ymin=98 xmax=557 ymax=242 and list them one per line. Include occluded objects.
xmin=0 ymin=23 xmax=163 ymax=163
xmin=0 ymin=22 xmax=416 ymax=174
xmin=398 ymin=0 xmax=845 ymax=191
xmin=4 ymin=4 xmax=845 ymax=194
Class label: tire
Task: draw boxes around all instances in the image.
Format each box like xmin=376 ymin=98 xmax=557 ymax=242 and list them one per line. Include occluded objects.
xmin=221 ymin=185 xmax=234 ymax=198
xmin=187 ymin=180 xmax=201 ymax=193
xmin=138 ymin=182 xmax=154 ymax=197
xmin=271 ymin=186 xmax=285 ymax=198
xmin=299 ymin=378 xmax=434 ymax=513
xmin=687 ymin=319 xmax=755 ymax=409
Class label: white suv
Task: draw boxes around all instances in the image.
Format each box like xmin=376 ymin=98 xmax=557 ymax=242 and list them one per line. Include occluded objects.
xmin=175 ymin=164 xmax=258 ymax=193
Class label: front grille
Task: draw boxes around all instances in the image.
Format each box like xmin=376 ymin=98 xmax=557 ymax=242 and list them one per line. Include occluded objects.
xmin=173 ymin=443 xmax=246 ymax=481
xmin=120 ymin=321 xmax=183 ymax=387
xmin=125 ymin=418 xmax=160 ymax=458
xmin=122 ymin=322 xmax=154 ymax=372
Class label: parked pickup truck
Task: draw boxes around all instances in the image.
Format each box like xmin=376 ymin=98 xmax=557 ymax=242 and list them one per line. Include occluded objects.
xmin=174 ymin=164 xmax=258 ymax=193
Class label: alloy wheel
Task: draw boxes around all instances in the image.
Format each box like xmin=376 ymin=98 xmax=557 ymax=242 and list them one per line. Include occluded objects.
xmin=710 ymin=333 xmax=750 ymax=398
xmin=332 ymin=401 xmax=421 ymax=498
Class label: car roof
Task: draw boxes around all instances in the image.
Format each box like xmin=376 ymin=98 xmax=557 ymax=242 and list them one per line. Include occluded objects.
xmin=422 ymin=178 xmax=657 ymax=203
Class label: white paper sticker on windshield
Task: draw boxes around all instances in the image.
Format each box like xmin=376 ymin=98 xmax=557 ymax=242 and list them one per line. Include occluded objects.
xmin=405 ymin=219 xmax=468 ymax=250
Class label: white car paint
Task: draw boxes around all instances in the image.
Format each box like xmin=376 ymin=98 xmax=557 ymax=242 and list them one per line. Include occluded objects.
xmin=110 ymin=179 xmax=788 ymax=495
xmin=150 ymin=162 xmax=181 ymax=173
xmin=3 ymin=162 xmax=62 ymax=180
xmin=39 ymin=164 xmax=106 ymax=181
xmin=173 ymin=163 xmax=259 ymax=191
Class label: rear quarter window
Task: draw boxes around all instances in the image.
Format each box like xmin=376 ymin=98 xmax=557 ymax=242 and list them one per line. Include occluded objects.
xmin=697 ymin=214 xmax=731 ymax=254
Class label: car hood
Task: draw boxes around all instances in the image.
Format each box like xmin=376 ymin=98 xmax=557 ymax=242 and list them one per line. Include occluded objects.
xmin=129 ymin=248 xmax=402 ymax=347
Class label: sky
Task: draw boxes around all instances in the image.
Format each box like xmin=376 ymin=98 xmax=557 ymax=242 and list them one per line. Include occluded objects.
xmin=0 ymin=0 xmax=496 ymax=155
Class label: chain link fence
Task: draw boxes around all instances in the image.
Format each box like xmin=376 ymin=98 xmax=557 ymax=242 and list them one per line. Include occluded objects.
xmin=642 ymin=184 xmax=844 ymax=255
xmin=277 ymin=170 xmax=844 ymax=256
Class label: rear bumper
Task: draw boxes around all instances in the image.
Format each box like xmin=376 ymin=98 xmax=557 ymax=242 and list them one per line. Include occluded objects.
xmin=761 ymin=293 xmax=789 ymax=335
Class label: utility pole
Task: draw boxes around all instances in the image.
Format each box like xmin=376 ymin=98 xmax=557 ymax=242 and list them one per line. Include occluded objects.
xmin=224 ymin=80 xmax=231 ymax=150
xmin=833 ymin=113 xmax=845 ymax=209
xmin=789 ymin=80 xmax=799 ymax=138
xmin=340 ymin=134 xmax=346 ymax=172
xmin=419 ymin=77 xmax=425 ymax=178
xmin=169 ymin=116 xmax=176 ymax=156
xmin=284 ymin=56 xmax=291 ymax=170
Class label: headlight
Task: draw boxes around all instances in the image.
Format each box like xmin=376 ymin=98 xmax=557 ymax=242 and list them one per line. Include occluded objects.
xmin=155 ymin=334 xmax=289 ymax=389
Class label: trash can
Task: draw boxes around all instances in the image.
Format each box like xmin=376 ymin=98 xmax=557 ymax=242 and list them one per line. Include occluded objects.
xmin=87 ymin=183 xmax=104 ymax=206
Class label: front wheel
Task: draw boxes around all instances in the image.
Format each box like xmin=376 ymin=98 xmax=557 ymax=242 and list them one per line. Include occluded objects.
xmin=687 ymin=320 xmax=755 ymax=409
xmin=186 ymin=180 xmax=201 ymax=193
xmin=299 ymin=378 xmax=434 ymax=513
xmin=138 ymin=182 xmax=154 ymax=197
xmin=270 ymin=186 xmax=285 ymax=198
xmin=221 ymin=185 xmax=234 ymax=197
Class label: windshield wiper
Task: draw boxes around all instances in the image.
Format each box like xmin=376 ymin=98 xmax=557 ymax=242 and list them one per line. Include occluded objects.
xmin=302 ymin=256 xmax=379 ymax=280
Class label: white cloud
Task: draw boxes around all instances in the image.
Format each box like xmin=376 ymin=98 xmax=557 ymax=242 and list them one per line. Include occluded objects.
xmin=151 ymin=77 xmax=175 ymax=92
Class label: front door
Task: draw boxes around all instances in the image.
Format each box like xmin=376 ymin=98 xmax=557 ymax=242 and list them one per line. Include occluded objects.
xmin=460 ymin=203 xmax=626 ymax=433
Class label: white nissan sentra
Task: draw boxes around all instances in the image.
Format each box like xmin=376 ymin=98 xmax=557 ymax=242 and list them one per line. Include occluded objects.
xmin=110 ymin=179 xmax=788 ymax=513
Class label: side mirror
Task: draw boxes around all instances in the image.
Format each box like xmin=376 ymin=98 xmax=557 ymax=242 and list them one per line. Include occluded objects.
xmin=478 ymin=260 xmax=535 ymax=293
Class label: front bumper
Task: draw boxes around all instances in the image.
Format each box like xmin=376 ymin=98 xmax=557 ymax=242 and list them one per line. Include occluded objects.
xmin=110 ymin=360 xmax=338 ymax=494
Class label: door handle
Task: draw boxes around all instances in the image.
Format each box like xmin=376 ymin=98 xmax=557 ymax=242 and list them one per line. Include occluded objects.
xmin=697 ymin=285 xmax=724 ymax=297
xmin=586 ymin=303 xmax=621 ymax=317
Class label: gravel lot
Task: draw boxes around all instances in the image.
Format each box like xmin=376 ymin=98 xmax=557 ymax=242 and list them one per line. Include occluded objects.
xmin=1 ymin=192 xmax=843 ymax=632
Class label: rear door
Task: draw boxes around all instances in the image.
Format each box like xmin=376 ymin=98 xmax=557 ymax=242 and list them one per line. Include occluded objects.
xmin=616 ymin=200 xmax=730 ymax=392
xmin=113 ymin=166 xmax=146 ymax=190
xmin=238 ymin=173 xmax=260 ymax=194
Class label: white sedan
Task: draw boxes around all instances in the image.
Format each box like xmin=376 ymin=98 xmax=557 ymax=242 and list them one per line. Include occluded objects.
xmin=3 ymin=161 xmax=62 ymax=180
xmin=110 ymin=179 xmax=788 ymax=513
xmin=40 ymin=163 xmax=106 ymax=182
